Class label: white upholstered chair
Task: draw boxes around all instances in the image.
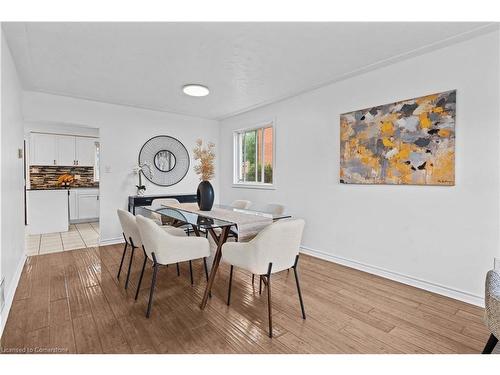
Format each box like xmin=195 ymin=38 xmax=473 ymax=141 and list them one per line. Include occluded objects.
xmin=151 ymin=198 xmax=181 ymax=225
xmin=136 ymin=215 xmax=210 ymax=317
xmin=264 ymin=203 xmax=285 ymax=216
xmin=222 ymin=218 xmax=306 ymax=337
xmin=151 ymin=197 xmax=193 ymax=248
xmin=116 ymin=209 xmax=185 ymax=291
xmin=483 ymin=269 xmax=500 ymax=353
xmin=231 ymin=200 xmax=252 ymax=209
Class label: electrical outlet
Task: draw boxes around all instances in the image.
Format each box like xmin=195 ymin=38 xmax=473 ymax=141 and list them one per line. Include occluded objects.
xmin=18 ymin=148 xmax=23 ymax=159
xmin=0 ymin=277 xmax=5 ymax=312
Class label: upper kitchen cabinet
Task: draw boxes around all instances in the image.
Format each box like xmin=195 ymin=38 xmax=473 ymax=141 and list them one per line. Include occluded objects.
xmin=30 ymin=133 xmax=58 ymax=165
xmin=75 ymin=137 xmax=97 ymax=167
xmin=58 ymin=135 xmax=77 ymax=166
xmin=30 ymin=132 xmax=98 ymax=166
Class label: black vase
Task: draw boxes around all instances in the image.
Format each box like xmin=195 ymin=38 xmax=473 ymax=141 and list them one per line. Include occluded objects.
xmin=197 ymin=180 xmax=214 ymax=211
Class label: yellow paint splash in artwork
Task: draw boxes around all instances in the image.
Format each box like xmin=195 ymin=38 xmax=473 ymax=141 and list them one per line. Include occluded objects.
xmin=394 ymin=143 xmax=411 ymax=161
xmin=438 ymin=129 xmax=451 ymax=137
xmin=380 ymin=121 xmax=395 ymax=136
xmin=415 ymin=94 xmax=438 ymax=105
xmin=428 ymin=150 xmax=454 ymax=185
xmin=382 ymin=137 xmax=395 ymax=147
xmin=419 ymin=113 xmax=431 ymax=129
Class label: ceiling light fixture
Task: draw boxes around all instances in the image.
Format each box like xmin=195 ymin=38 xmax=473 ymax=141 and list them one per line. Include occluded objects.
xmin=182 ymin=84 xmax=210 ymax=97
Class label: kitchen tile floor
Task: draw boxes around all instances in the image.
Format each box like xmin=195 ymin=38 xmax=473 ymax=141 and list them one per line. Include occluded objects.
xmin=25 ymin=221 xmax=100 ymax=255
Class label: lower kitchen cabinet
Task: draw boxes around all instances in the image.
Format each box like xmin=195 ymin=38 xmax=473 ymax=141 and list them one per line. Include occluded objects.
xmin=69 ymin=188 xmax=99 ymax=222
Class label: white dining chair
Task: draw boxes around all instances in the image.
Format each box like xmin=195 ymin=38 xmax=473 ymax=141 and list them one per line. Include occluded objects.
xmin=483 ymin=269 xmax=500 ymax=353
xmin=231 ymin=200 xmax=252 ymax=209
xmin=151 ymin=198 xmax=181 ymax=225
xmin=117 ymin=209 xmax=185 ymax=291
xmin=264 ymin=203 xmax=285 ymax=216
xmin=136 ymin=215 xmax=211 ymax=318
xmin=222 ymin=218 xmax=306 ymax=337
xmin=152 ymin=197 xmax=193 ymax=246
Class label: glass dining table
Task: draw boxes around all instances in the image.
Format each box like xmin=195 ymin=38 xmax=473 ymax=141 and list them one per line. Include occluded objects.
xmin=136 ymin=202 xmax=290 ymax=309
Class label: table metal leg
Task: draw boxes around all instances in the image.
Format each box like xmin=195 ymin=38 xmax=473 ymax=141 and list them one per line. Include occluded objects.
xmin=200 ymin=226 xmax=230 ymax=309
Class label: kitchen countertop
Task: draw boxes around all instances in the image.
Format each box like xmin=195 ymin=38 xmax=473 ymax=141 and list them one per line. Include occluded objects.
xmin=27 ymin=186 xmax=99 ymax=191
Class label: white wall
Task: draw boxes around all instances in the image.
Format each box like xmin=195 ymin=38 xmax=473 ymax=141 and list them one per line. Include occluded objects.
xmin=1 ymin=32 xmax=26 ymax=333
xmin=25 ymin=121 xmax=99 ymax=137
xmin=219 ymin=31 xmax=500 ymax=305
xmin=22 ymin=91 xmax=219 ymax=243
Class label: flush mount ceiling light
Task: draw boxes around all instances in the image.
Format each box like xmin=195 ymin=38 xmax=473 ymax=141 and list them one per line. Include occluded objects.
xmin=182 ymin=84 xmax=210 ymax=97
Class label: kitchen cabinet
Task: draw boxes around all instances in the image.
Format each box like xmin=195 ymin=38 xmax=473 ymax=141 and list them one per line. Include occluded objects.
xmin=69 ymin=188 xmax=99 ymax=222
xmin=68 ymin=189 xmax=78 ymax=221
xmin=75 ymin=137 xmax=97 ymax=167
xmin=30 ymin=132 xmax=98 ymax=167
xmin=58 ymin=135 xmax=77 ymax=166
xmin=30 ymin=133 xmax=57 ymax=165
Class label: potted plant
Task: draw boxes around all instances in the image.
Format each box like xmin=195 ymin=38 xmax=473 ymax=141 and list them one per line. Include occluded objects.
xmin=132 ymin=162 xmax=153 ymax=196
xmin=193 ymin=138 xmax=215 ymax=211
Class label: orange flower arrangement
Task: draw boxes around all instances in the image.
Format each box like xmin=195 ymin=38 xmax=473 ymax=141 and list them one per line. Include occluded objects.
xmin=193 ymin=139 xmax=215 ymax=181
xmin=57 ymin=173 xmax=74 ymax=186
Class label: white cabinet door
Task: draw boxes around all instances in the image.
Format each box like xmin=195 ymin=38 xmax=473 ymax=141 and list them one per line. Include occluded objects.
xmin=30 ymin=133 xmax=57 ymax=165
xmin=68 ymin=189 xmax=78 ymax=221
xmin=78 ymin=193 xmax=99 ymax=220
xmin=57 ymin=135 xmax=76 ymax=166
xmin=75 ymin=137 xmax=97 ymax=167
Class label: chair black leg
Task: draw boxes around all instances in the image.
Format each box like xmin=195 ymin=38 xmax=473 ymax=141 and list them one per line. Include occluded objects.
xmin=124 ymin=237 xmax=136 ymax=289
xmin=176 ymin=263 xmax=180 ymax=276
xmin=146 ymin=253 xmax=159 ymax=318
xmin=189 ymin=260 xmax=194 ymax=285
xmin=266 ymin=263 xmax=273 ymax=338
xmin=117 ymin=239 xmax=128 ymax=279
xmin=259 ymin=275 xmax=262 ymax=295
xmin=203 ymin=257 xmax=211 ymax=298
xmin=135 ymin=248 xmax=148 ymax=300
xmin=482 ymin=334 xmax=498 ymax=354
xmin=227 ymin=265 xmax=234 ymax=305
xmin=252 ymin=274 xmax=255 ymax=287
xmin=293 ymin=255 xmax=306 ymax=319
xmin=203 ymin=257 xmax=209 ymax=282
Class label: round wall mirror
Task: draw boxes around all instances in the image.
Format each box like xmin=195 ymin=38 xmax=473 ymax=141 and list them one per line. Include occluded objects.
xmin=154 ymin=150 xmax=176 ymax=172
xmin=138 ymin=135 xmax=190 ymax=187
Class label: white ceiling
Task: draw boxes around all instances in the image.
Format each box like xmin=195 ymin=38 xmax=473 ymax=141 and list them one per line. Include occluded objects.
xmin=2 ymin=22 xmax=496 ymax=119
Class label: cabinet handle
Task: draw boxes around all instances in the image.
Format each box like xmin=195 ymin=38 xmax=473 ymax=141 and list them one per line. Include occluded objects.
xmin=76 ymin=160 xmax=79 ymax=166
xmin=53 ymin=159 xmax=56 ymax=165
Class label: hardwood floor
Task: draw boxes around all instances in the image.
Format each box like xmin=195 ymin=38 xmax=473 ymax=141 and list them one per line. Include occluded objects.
xmin=0 ymin=243 xmax=491 ymax=354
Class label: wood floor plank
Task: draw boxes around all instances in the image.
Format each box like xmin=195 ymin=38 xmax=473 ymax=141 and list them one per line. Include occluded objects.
xmin=1 ymin=244 xmax=491 ymax=354
xmin=72 ymin=314 xmax=103 ymax=354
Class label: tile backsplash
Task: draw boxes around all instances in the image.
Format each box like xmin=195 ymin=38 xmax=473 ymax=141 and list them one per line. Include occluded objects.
xmin=30 ymin=165 xmax=98 ymax=189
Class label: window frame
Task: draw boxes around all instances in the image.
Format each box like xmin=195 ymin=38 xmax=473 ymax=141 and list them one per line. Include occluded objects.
xmin=232 ymin=119 xmax=276 ymax=190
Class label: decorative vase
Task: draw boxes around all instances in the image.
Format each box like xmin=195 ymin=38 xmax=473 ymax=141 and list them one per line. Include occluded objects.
xmin=197 ymin=180 xmax=214 ymax=211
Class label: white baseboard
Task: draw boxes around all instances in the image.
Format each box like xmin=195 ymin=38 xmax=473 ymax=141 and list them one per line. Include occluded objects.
xmin=99 ymin=236 xmax=124 ymax=246
xmin=0 ymin=254 xmax=27 ymax=339
xmin=300 ymin=246 xmax=484 ymax=307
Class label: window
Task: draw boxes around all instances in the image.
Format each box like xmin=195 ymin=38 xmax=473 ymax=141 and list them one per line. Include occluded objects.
xmin=234 ymin=122 xmax=274 ymax=187
xmin=93 ymin=141 xmax=100 ymax=182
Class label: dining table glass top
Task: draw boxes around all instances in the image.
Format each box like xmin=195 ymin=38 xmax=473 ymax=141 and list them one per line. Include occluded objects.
xmin=137 ymin=202 xmax=289 ymax=230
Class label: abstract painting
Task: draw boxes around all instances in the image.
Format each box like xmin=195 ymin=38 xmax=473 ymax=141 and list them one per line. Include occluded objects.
xmin=340 ymin=90 xmax=456 ymax=185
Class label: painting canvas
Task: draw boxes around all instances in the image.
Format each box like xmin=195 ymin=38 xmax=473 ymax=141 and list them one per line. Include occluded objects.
xmin=340 ymin=90 xmax=456 ymax=185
